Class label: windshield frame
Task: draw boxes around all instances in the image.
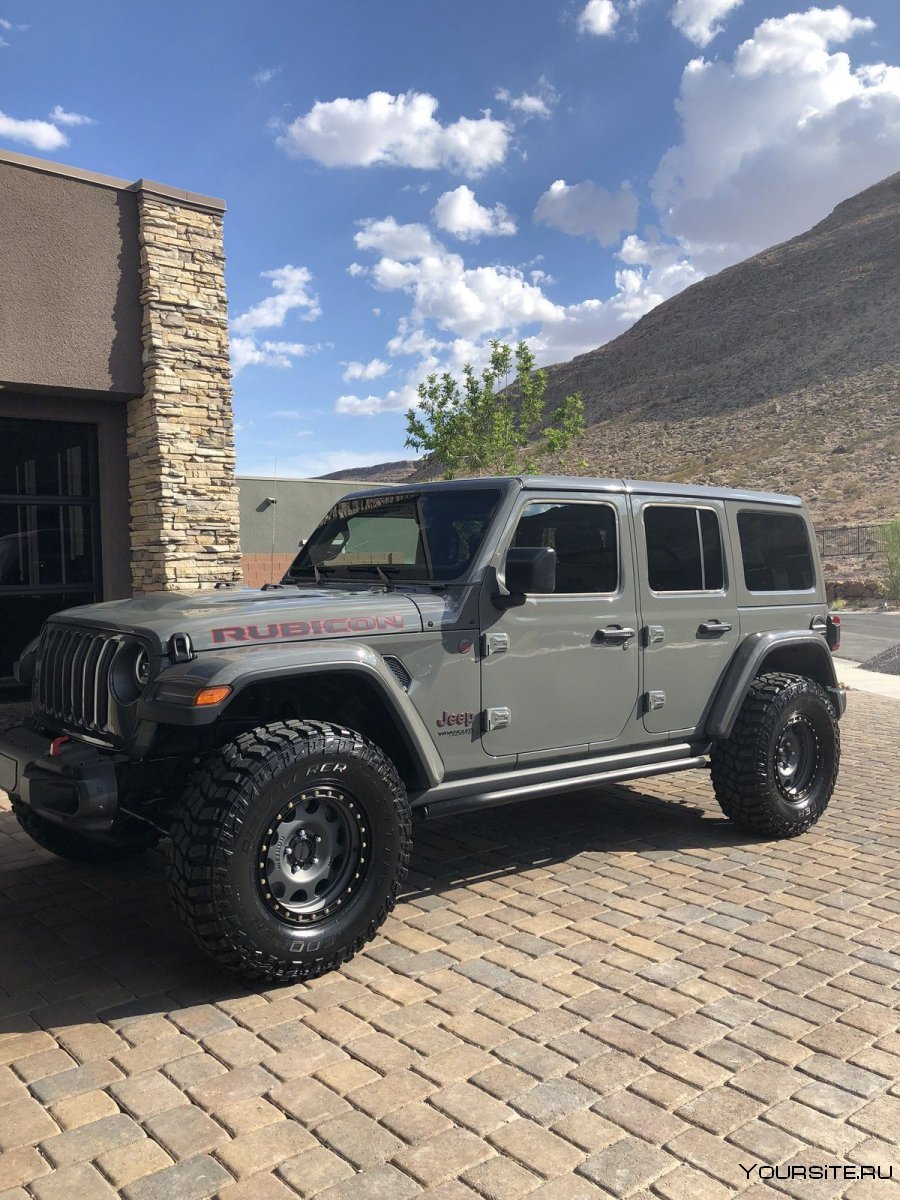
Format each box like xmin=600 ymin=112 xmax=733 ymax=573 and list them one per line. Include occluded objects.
xmin=284 ymin=487 xmax=504 ymax=585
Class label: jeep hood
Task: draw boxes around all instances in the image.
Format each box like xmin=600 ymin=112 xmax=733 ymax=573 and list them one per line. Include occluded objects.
xmin=46 ymin=587 xmax=424 ymax=653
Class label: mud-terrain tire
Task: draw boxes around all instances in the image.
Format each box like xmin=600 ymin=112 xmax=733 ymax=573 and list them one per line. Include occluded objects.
xmin=711 ymin=672 xmax=839 ymax=838
xmin=12 ymin=800 xmax=160 ymax=863
xmin=168 ymin=720 xmax=411 ymax=983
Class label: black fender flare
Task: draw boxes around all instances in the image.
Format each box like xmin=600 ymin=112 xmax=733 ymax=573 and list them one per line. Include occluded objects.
xmin=137 ymin=641 xmax=445 ymax=788
xmin=705 ymin=631 xmax=843 ymax=740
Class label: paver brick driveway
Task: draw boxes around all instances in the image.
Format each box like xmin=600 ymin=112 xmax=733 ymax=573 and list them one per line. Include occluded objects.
xmin=1 ymin=691 xmax=898 ymax=1200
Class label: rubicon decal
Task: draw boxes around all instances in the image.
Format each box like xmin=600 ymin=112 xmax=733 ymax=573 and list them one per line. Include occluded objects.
xmin=211 ymin=614 xmax=406 ymax=643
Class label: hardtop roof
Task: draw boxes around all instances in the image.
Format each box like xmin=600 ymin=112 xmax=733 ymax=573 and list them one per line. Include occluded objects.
xmin=338 ymin=475 xmax=804 ymax=507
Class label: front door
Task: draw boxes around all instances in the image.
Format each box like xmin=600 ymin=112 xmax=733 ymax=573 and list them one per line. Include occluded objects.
xmin=0 ymin=417 xmax=102 ymax=681
xmin=480 ymin=494 xmax=640 ymax=756
xmin=632 ymin=497 xmax=739 ymax=735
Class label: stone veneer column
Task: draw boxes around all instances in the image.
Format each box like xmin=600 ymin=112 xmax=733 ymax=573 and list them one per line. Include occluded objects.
xmin=127 ymin=190 xmax=242 ymax=591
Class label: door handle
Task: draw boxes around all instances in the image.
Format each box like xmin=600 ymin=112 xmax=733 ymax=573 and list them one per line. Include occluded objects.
xmin=698 ymin=619 xmax=733 ymax=637
xmin=596 ymin=625 xmax=636 ymax=644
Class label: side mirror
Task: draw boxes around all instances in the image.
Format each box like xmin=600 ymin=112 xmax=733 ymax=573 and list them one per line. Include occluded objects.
xmin=494 ymin=547 xmax=556 ymax=609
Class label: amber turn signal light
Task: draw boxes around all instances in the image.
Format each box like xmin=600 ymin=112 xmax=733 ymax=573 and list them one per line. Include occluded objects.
xmin=193 ymin=685 xmax=232 ymax=707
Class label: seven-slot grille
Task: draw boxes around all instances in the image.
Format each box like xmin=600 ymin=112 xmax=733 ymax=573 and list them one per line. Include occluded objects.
xmin=36 ymin=625 xmax=121 ymax=737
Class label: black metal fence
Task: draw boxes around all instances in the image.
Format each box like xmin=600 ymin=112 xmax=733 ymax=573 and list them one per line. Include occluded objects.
xmin=816 ymin=524 xmax=891 ymax=558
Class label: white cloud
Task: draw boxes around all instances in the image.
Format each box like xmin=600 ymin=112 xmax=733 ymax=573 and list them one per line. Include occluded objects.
xmin=0 ymin=15 xmax=26 ymax=43
xmin=231 ymin=265 xmax=321 ymax=335
xmin=49 ymin=104 xmax=95 ymax=126
xmin=230 ymin=338 xmax=319 ymax=375
xmin=335 ymin=384 xmax=420 ymax=417
xmin=254 ymin=65 xmax=281 ymax=86
xmin=670 ymin=0 xmax=743 ymax=46
xmin=342 ymin=358 xmax=390 ymax=381
xmin=0 ymin=110 xmax=67 ymax=151
xmin=359 ymin=227 xmax=563 ymax=340
xmin=494 ymin=77 xmax=558 ymax=120
xmin=354 ymin=217 xmax=440 ymax=260
xmin=432 ymin=185 xmax=517 ymax=241
xmin=276 ymin=90 xmax=509 ymax=177
xmin=534 ymin=179 xmax=638 ymax=245
xmin=653 ymin=5 xmax=900 ymax=264
xmin=578 ymin=0 xmax=619 ymax=36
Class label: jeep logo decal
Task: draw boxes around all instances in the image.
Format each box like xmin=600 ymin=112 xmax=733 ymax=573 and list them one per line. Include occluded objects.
xmin=436 ymin=710 xmax=473 ymax=728
xmin=210 ymin=614 xmax=405 ymax=643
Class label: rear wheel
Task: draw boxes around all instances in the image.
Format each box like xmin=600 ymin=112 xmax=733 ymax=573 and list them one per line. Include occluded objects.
xmin=711 ymin=672 xmax=840 ymax=838
xmin=168 ymin=720 xmax=411 ymax=983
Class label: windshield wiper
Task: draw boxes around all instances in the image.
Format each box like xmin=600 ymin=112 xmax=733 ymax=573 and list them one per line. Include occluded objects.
xmin=341 ymin=564 xmax=401 ymax=574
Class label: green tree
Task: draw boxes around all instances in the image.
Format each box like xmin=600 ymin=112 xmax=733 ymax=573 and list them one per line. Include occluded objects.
xmin=884 ymin=516 xmax=900 ymax=604
xmin=405 ymin=340 xmax=585 ymax=479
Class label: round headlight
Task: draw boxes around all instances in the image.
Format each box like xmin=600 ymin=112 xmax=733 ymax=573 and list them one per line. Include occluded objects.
xmin=111 ymin=642 xmax=152 ymax=705
xmin=134 ymin=648 xmax=150 ymax=689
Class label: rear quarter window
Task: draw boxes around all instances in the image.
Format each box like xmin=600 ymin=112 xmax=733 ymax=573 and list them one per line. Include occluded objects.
xmin=737 ymin=511 xmax=814 ymax=591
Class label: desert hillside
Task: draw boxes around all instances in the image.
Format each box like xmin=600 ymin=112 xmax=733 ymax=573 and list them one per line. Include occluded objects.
xmin=320 ymin=458 xmax=418 ymax=484
xmin=530 ymin=170 xmax=900 ymax=527
xmin=328 ymin=172 xmax=900 ymax=530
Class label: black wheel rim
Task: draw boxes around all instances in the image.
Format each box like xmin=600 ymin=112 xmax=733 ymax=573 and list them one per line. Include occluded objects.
xmin=258 ymin=786 xmax=368 ymax=924
xmin=774 ymin=714 xmax=819 ymax=802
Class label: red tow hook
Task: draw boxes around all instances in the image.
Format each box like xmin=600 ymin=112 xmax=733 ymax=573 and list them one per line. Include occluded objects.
xmin=49 ymin=736 xmax=72 ymax=757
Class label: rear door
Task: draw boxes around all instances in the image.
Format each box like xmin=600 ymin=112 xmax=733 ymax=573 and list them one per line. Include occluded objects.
xmin=479 ymin=493 xmax=640 ymax=756
xmin=633 ymin=497 xmax=739 ymax=735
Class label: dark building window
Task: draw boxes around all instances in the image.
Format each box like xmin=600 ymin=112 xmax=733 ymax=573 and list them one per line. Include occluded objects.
xmin=737 ymin=511 xmax=814 ymax=592
xmin=0 ymin=418 xmax=102 ymax=679
xmin=644 ymin=505 xmax=725 ymax=593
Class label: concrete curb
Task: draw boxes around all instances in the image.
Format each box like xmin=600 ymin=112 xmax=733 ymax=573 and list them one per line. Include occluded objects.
xmin=834 ymin=658 xmax=900 ymax=701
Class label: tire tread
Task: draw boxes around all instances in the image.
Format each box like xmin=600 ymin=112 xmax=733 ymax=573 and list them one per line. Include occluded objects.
xmin=167 ymin=719 xmax=410 ymax=983
xmin=711 ymin=671 xmax=839 ymax=838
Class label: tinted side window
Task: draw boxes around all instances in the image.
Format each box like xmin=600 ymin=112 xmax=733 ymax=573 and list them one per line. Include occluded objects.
xmin=645 ymin=506 xmax=724 ymax=592
xmin=737 ymin=511 xmax=814 ymax=591
xmin=511 ymin=501 xmax=618 ymax=593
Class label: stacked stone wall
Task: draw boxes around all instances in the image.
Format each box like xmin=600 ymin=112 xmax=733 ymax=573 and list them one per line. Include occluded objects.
xmin=128 ymin=193 xmax=242 ymax=591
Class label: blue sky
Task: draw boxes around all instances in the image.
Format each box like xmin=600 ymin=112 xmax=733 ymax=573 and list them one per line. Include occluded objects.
xmin=3 ymin=0 xmax=900 ymax=477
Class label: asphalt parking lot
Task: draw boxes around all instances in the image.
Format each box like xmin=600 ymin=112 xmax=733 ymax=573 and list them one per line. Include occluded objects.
xmin=1 ymin=690 xmax=899 ymax=1200
xmin=835 ymin=613 xmax=900 ymax=665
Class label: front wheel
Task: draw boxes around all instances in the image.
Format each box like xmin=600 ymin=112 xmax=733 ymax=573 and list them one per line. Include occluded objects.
xmin=168 ymin=720 xmax=411 ymax=983
xmin=711 ymin=672 xmax=840 ymax=838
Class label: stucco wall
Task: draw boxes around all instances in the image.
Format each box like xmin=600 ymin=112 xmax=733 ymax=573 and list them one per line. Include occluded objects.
xmin=238 ymin=476 xmax=384 ymax=555
xmin=0 ymin=152 xmax=143 ymax=396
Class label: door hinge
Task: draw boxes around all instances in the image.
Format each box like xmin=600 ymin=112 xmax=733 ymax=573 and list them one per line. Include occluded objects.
xmin=644 ymin=691 xmax=666 ymax=713
xmin=481 ymin=632 xmax=510 ymax=656
xmin=484 ymin=706 xmax=511 ymax=731
xmin=644 ymin=625 xmax=665 ymax=646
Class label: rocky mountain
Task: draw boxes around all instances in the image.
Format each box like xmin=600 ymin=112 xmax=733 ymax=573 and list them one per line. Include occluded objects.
xmin=319 ymin=459 xmax=419 ymax=484
xmin=322 ymin=172 xmax=900 ymax=533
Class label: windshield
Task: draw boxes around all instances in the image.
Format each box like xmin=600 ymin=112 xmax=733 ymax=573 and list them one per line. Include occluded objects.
xmin=286 ymin=489 xmax=502 ymax=583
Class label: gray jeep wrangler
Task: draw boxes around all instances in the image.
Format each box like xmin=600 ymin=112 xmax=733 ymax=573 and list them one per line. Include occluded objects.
xmin=0 ymin=477 xmax=844 ymax=982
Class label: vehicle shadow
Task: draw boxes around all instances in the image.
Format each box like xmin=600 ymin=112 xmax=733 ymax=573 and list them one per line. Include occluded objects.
xmin=0 ymin=776 xmax=754 ymax=1035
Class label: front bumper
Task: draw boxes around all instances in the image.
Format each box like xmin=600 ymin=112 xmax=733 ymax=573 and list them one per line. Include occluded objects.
xmin=0 ymin=721 xmax=120 ymax=833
